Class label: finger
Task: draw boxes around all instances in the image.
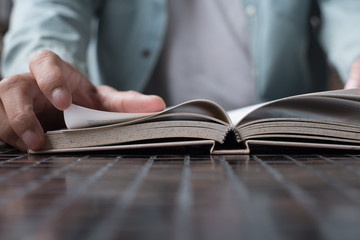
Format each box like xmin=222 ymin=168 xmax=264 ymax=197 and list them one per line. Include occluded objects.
xmin=96 ymin=86 xmax=166 ymax=113
xmin=0 ymin=102 xmax=27 ymax=151
xmin=345 ymin=58 xmax=360 ymax=89
xmin=0 ymin=74 xmax=45 ymax=150
xmin=29 ymin=50 xmax=101 ymax=110
xmin=29 ymin=50 xmax=72 ymax=110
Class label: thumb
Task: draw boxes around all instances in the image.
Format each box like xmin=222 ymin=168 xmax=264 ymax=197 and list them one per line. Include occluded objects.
xmin=345 ymin=58 xmax=360 ymax=89
xmin=96 ymin=86 xmax=166 ymax=113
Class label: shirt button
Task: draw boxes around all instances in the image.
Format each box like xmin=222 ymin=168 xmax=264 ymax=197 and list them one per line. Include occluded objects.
xmin=245 ymin=5 xmax=256 ymax=16
xmin=142 ymin=49 xmax=151 ymax=58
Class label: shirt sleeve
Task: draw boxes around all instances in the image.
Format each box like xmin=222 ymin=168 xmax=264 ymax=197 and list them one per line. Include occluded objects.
xmin=318 ymin=0 xmax=360 ymax=83
xmin=1 ymin=0 xmax=93 ymax=77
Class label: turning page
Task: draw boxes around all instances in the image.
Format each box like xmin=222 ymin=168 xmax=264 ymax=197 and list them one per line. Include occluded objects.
xmin=64 ymin=99 xmax=232 ymax=129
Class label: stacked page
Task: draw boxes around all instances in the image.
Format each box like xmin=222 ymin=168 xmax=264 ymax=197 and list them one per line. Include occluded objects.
xmin=31 ymin=88 xmax=360 ymax=154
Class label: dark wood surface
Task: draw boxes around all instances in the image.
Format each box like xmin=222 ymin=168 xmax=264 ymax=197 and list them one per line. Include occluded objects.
xmin=0 ymin=143 xmax=359 ymax=240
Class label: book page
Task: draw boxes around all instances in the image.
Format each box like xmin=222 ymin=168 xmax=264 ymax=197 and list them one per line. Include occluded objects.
xmin=301 ymin=88 xmax=360 ymax=100
xmin=65 ymin=89 xmax=360 ymax=129
xmin=64 ymin=104 xmax=157 ymax=129
xmin=227 ymin=89 xmax=360 ymax=125
xmin=64 ymin=99 xmax=231 ymax=129
xmin=236 ymin=88 xmax=360 ymax=127
xmin=227 ymin=103 xmax=265 ymax=124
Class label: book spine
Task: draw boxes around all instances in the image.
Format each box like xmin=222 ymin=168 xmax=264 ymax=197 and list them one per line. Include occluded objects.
xmin=221 ymin=127 xmax=241 ymax=143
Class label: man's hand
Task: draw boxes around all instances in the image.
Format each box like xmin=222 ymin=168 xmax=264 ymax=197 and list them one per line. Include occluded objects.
xmin=0 ymin=50 xmax=165 ymax=151
xmin=344 ymin=58 xmax=360 ymax=89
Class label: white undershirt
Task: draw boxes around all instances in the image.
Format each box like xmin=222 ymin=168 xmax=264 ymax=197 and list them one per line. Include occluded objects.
xmin=145 ymin=0 xmax=257 ymax=110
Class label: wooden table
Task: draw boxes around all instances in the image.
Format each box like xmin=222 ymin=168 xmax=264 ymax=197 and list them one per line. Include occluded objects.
xmin=0 ymin=142 xmax=359 ymax=240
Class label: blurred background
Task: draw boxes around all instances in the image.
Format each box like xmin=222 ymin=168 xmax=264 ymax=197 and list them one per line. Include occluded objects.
xmin=0 ymin=0 xmax=342 ymax=89
xmin=0 ymin=0 xmax=11 ymax=55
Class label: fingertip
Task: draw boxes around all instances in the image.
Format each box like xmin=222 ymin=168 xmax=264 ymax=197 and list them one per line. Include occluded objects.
xmin=149 ymin=95 xmax=166 ymax=112
xmin=20 ymin=129 xmax=45 ymax=151
xmin=136 ymin=94 xmax=166 ymax=113
xmin=51 ymin=88 xmax=72 ymax=110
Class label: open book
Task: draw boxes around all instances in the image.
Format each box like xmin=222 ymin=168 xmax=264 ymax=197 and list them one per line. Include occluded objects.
xmin=31 ymin=88 xmax=360 ymax=154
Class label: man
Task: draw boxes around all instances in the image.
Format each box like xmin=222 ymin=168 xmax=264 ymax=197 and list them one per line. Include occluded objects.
xmin=1 ymin=0 xmax=360 ymax=151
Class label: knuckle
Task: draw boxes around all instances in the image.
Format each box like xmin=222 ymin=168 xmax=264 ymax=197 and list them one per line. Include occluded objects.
xmin=125 ymin=90 xmax=139 ymax=96
xmin=1 ymin=75 xmax=20 ymax=86
xmin=28 ymin=50 xmax=65 ymax=92
xmin=8 ymin=107 xmax=32 ymax=130
xmin=0 ymin=75 xmax=27 ymax=95
xmin=37 ymin=70 xmax=63 ymax=88
xmin=0 ymin=76 xmax=13 ymax=91
xmin=29 ymin=49 xmax=60 ymax=67
xmin=0 ymin=126 xmax=18 ymax=147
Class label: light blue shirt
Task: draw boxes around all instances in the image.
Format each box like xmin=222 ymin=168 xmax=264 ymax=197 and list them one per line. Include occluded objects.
xmin=145 ymin=0 xmax=257 ymax=110
xmin=2 ymin=0 xmax=360 ymax=102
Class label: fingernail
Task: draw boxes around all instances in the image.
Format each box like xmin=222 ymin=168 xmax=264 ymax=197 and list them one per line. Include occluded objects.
xmin=21 ymin=130 xmax=40 ymax=150
xmin=52 ymin=88 xmax=70 ymax=109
